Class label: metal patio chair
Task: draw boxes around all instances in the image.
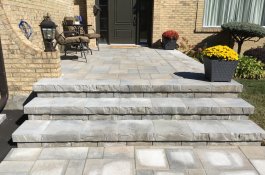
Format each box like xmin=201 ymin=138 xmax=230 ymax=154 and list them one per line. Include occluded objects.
xmin=63 ymin=16 xmax=101 ymax=51
xmin=55 ymin=30 xmax=92 ymax=63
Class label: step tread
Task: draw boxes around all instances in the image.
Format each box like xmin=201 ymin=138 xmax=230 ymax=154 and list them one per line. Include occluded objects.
xmin=34 ymin=78 xmax=243 ymax=93
xmin=24 ymin=97 xmax=254 ymax=115
xmin=12 ymin=120 xmax=265 ymax=142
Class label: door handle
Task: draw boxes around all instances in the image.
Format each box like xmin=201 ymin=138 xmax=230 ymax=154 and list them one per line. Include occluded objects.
xmin=133 ymin=16 xmax=137 ymax=26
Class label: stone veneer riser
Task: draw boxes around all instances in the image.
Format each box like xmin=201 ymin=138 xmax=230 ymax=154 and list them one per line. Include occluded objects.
xmin=17 ymin=141 xmax=262 ymax=148
xmin=28 ymin=114 xmax=249 ymax=121
xmin=37 ymin=92 xmax=239 ymax=98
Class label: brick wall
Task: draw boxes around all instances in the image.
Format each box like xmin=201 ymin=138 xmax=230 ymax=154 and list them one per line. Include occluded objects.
xmin=0 ymin=0 xmax=75 ymax=109
xmin=74 ymin=0 xmax=97 ymax=47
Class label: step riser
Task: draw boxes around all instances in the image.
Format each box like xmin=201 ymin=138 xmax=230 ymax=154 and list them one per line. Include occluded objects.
xmin=17 ymin=141 xmax=262 ymax=148
xmin=25 ymin=107 xmax=254 ymax=115
xmin=28 ymin=115 xmax=249 ymax=120
xmin=37 ymin=92 xmax=239 ymax=98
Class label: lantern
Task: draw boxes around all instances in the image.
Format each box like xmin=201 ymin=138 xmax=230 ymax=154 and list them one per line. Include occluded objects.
xmin=40 ymin=15 xmax=57 ymax=52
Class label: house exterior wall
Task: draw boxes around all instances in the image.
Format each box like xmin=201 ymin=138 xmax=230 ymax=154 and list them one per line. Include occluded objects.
xmin=0 ymin=0 xmax=75 ymax=109
xmin=85 ymin=0 xmax=264 ymax=51
xmin=152 ymin=0 xmax=265 ymax=51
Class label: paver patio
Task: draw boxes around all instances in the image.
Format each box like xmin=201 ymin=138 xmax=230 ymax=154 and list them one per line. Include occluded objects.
xmin=1 ymin=46 xmax=265 ymax=174
xmin=0 ymin=146 xmax=264 ymax=175
xmin=61 ymin=46 xmax=204 ymax=80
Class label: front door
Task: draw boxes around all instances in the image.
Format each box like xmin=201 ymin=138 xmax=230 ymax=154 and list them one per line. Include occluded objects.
xmin=109 ymin=0 xmax=137 ymax=44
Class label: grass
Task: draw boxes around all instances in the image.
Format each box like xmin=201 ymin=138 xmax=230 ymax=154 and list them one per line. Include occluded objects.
xmin=236 ymin=79 xmax=265 ymax=129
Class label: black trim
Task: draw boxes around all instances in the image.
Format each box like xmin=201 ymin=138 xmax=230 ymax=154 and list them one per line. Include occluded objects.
xmin=0 ymin=38 xmax=9 ymax=113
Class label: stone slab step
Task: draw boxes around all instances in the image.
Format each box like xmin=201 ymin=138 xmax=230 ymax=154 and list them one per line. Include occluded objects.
xmin=12 ymin=120 xmax=265 ymax=144
xmin=34 ymin=78 xmax=243 ymax=93
xmin=24 ymin=97 xmax=254 ymax=115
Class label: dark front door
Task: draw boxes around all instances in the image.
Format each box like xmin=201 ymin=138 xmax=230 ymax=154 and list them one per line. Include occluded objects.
xmin=109 ymin=0 xmax=137 ymax=44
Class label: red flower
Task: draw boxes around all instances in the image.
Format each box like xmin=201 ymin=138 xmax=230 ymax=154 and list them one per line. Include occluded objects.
xmin=162 ymin=30 xmax=179 ymax=40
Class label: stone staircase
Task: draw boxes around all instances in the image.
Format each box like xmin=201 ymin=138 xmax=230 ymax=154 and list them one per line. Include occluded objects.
xmin=12 ymin=78 xmax=265 ymax=147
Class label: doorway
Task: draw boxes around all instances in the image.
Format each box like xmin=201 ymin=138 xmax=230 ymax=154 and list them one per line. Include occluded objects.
xmin=96 ymin=0 xmax=153 ymax=46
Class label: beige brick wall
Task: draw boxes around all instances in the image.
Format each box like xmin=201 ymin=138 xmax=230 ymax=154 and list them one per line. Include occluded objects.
xmin=0 ymin=0 xmax=75 ymax=109
xmin=153 ymin=0 xmax=265 ymax=52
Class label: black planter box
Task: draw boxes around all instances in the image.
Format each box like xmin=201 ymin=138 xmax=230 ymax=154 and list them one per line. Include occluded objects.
xmin=204 ymin=57 xmax=238 ymax=82
xmin=162 ymin=37 xmax=176 ymax=50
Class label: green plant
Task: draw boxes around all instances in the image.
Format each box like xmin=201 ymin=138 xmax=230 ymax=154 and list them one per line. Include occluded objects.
xmin=244 ymin=47 xmax=265 ymax=64
xmin=235 ymin=56 xmax=264 ymax=79
xmin=221 ymin=22 xmax=265 ymax=54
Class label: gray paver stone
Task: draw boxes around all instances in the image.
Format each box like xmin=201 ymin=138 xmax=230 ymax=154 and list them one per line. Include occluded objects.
xmin=0 ymin=161 xmax=34 ymax=173
xmin=166 ymin=148 xmax=203 ymax=170
xmin=196 ymin=148 xmax=255 ymax=170
xmin=4 ymin=148 xmax=42 ymax=161
xmin=250 ymin=160 xmax=265 ymax=175
xmin=39 ymin=147 xmax=88 ymax=160
xmin=104 ymin=146 xmax=134 ymax=159
xmin=83 ymin=159 xmax=135 ymax=175
xmin=87 ymin=147 xmax=104 ymax=159
xmin=30 ymin=160 xmax=68 ymax=175
xmin=136 ymin=149 xmax=169 ymax=170
xmin=65 ymin=160 xmax=86 ymax=175
xmin=240 ymin=146 xmax=265 ymax=159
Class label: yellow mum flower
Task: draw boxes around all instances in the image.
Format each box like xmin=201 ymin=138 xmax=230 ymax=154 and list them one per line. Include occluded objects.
xmin=202 ymin=45 xmax=239 ymax=61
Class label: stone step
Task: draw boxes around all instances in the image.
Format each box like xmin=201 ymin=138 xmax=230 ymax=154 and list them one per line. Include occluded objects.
xmin=24 ymin=97 xmax=254 ymax=116
xmin=34 ymin=78 xmax=243 ymax=98
xmin=12 ymin=120 xmax=265 ymax=146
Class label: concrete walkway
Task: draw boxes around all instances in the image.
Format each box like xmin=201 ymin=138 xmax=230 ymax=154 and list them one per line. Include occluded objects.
xmin=61 ymin=46 xmax=204 ymax=80
xmin=0 ymin=146 xmax=264 ymax=175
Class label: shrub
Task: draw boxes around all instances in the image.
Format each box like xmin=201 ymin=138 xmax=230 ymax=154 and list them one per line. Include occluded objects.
xmin=221 ymin=22 xmax=265 ymax=54
xmin=235 ymin=56 xmax=264 ymax=79
xmin=202 ymin=45 xmax=239 ymax=61
xmin=162 ymin=30 xmax=179 ymax=40
xmin=244 ymin=47 xmax=265 ymax=64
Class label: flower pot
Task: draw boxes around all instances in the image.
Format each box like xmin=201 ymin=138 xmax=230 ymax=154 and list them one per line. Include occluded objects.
xmin=204 ymin=57 xmax=238 ymax=82
xmin=162 ymin=37 xmax=176 ymax=50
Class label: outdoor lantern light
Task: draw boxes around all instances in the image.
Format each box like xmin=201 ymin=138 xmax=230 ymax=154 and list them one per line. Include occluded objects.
xmin=40 ymin=15 xmax=57 ymax=52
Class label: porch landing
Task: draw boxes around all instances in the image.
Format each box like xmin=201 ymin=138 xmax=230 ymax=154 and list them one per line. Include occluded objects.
xmin=61 ymin=46 xmax=204 ymax=80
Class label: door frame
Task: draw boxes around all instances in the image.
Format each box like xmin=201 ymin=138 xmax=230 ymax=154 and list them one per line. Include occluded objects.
xmin=95 ymin=0 xmax=154 ymax=46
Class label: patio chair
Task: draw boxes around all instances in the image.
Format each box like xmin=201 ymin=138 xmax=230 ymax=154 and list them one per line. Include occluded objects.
xmin=55 ymin=30 xmax=92 ymax=63
xmin=62 ymin=16 xmax=101 ymax=51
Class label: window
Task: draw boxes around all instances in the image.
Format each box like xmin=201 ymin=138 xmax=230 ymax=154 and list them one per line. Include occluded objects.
xmin=203 ymin=0 xmax=265 ymax=27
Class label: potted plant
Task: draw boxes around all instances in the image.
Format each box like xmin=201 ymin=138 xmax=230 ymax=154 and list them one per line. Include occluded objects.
xmin=162 ymin=30 xmax=179 ymax=50
xmin=202 ymin=45 xmax=239 ymax=82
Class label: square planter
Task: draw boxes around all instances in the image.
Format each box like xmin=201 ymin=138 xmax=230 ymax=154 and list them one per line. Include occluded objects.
xmin=204 ymin=57 xmax=238 ymax=82
xmin=162 ymin=37 xmax=176 ymax=50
